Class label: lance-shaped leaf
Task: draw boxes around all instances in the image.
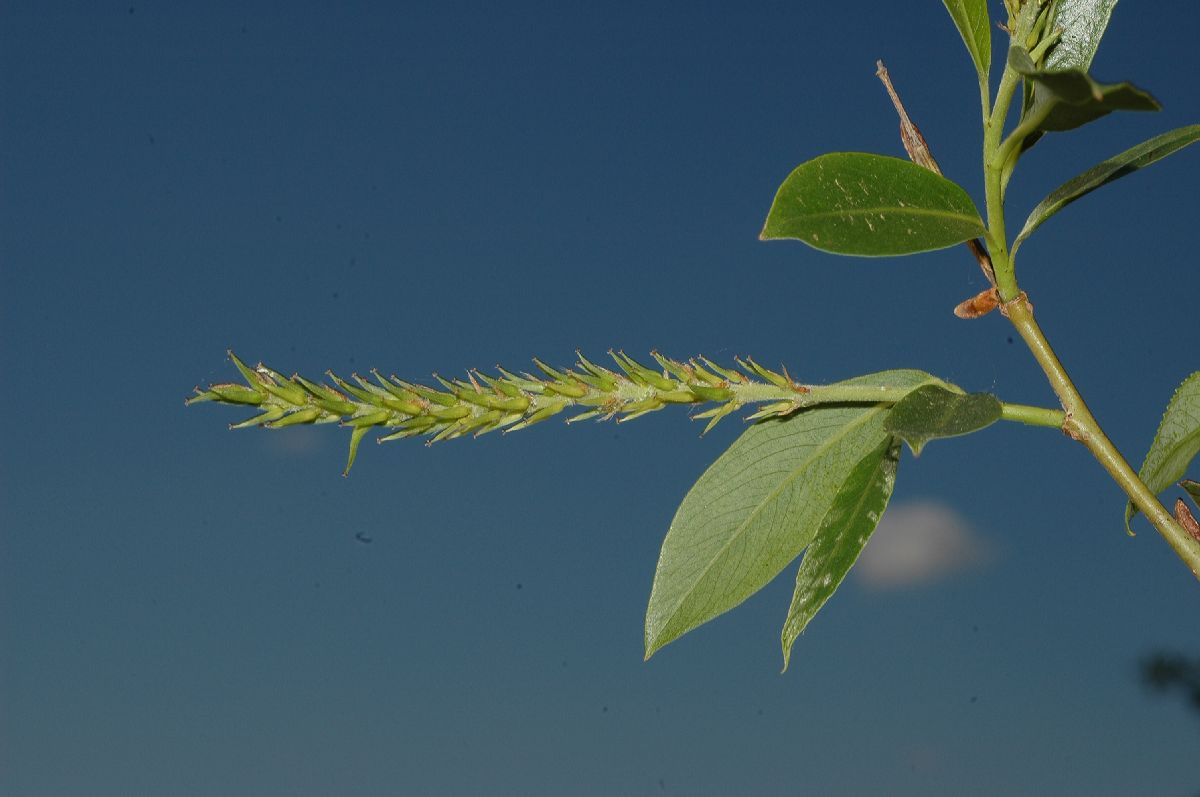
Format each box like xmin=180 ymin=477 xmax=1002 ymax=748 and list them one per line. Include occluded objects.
xmin=1044 ymin=0 xmax=1119 ymax=74
xmin=1127 ymin=373 xmax=1200 ymax=533
xmin=780 ymin=437 xmax=900 ymax=670
xmin=1014 ymin=125 xmax=1200 ymax=255
xmin=885 ymin=385 xmax=1002 ymax=456
xmin=644 ymin=369 xmax=939 ymax=659
xmin=1183 ymin=480 xmax=1200 ymax=507
xmin=760 ymin=153 xmax=986 ymax=257
xmin=941 ymin=0 xmax=991 ymax=88
xmin=1009 ymin=47 xmax=1159 ymax=133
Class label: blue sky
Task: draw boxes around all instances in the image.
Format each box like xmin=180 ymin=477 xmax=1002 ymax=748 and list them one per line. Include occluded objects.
xmin=3 ymin=2 xmax=1199 ymax=794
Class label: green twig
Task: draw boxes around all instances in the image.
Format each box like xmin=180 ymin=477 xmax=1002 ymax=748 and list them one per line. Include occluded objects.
xmin=978 ymin=24 xmax=1200 ymax=580
xmin=1004 ymin=298 xmax=1200 ymax=578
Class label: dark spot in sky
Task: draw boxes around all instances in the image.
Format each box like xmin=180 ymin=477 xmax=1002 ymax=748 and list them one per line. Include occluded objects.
xmin=332 ymin=291 xmax=339 ymax=299
xmin=275 ymin=215 xmax=282 ymax=223
xmin=349 ymin=357 xmax=355 ymax=364
xmin=972 ymin=624 xmax=979 ymax=632
xmin=658 ymin=779 xmax=666 ymax=791
xmin=128 ymin=6 xmax=135 ymax=14
xmin=561 ymin=660 xmax=568 ymax=668
xmin=355 ymin=532 xmax=373 ymax=544
xmin=601 ymin=705 xmax=608 ymax=713
xmin=1007 ymin=336 xmax=1014 ymax=344
xmin=515 ymin=582 xmax=522 ymax=590
xmin=970 ymin=695 xmax=978 ymax=703
xmin=241 ymin=25 xmax=248 ymax=34
xmin=147 ymin=133 xmax=155 ymax=145
xmin=756 ymin=708 xmax=763 ymax=716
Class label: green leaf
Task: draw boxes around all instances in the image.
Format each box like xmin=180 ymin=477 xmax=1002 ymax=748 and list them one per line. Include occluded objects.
xmin=1126 ymin=373 xmax=1200 ymax=533
xmin=941 ymin=0 xmax=991 ymax=88
xmin=644 ymin=369 xmax=939 ymax=659
xmin=885 ymin=385 xmax=1002 ymax=456
xmin=1044 ymin=0 xmax=1119 ymax=73
xmin=1009 ymin=47 xmax=1159 ymax=133
xmin=1015 ymin=0 xmax=1119 ymax=155
xmin=1182 ymin=480 xmax=1200 ymax=507
xmin=1014 ymin=125 xmax=1200 ymax=254
xmin=780 ymin=437 xmax=900 ymax=670
xmin=760 ymin=153 xmax=987 ymax=257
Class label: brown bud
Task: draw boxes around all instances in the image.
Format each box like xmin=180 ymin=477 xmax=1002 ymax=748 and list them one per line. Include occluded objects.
xmin=1174 ymin=499 xmax=1200 ymax=543
xmin=954 ymin=288 xmax=1001 ymax=319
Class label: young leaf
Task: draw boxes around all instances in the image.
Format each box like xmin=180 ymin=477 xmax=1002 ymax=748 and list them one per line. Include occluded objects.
xmin=1043 ymin=0 xmax=1119 ymax=73
xmin=941 ymin=0 xmax=991 ymax=88
xmin=1183 ymin=480 xmax=1200 ymax=505
xmin=644 ymin=369 xmax=939 ymax=660
xmin=885 ymin=385 xmax=1002 ymax=456
xmin=1009 ymin=47 xmax=1159 ymax=133
xmin=1126 ymin=372 xmax=1200 ymax=533
xmin=760 ymin=153 xmax=986 ymax=257
xmin=1015 ymin=0 xmax=1119 ymax=156
xmin=1013 ymin=125 xmax=1200 ymax=255
xmin=780 ymin=437 xmax=900 ymax=670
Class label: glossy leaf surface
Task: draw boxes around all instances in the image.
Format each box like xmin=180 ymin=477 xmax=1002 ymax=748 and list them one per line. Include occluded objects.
xmin=941 ymin=0 xmax=991 ymax=87
xmin=760 ymin=153 xmax=986 ymax=257
xmin=1010 ymin=47 xmax=1159 ymax=133
xmin=1014 ymin=125 xmax=1200 ymax=254
xmin=885 ymin=385 xmax=1002 ymax=456
xmin=644 ymin=370 xmax=939 ymax=659
xmin=1127 ymin=373 xmax=1200 ymax=532
xmin=780 ymin=437 xmax=900 ymax=670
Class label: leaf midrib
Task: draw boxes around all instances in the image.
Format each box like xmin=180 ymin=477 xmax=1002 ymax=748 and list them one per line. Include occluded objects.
xmin=783 ymin=205 xmax=983 ymax=226
xmin=783 ymin=440 xmax=894 ymax=656
xmin=653 ymin=403 xmax=891 ymax=640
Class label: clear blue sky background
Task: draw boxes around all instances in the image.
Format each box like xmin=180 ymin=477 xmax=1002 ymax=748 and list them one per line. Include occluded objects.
xmin=3 ymin=2 xmax=1199 ymax=795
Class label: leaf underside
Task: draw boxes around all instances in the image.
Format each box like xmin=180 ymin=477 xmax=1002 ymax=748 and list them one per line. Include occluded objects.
xmin=780 ymin=436 xmax=900 ymax=670
xmin=1127 ymin=372 xmax=1200 ymax=533
xmin=1014 ymin=125 xmax=1200 ymax=254
xmin=885 ymin=385 xmax=1002 ymax=456
xmin=760 ymin=153 xmax=986 ymax=257
xmin=644 ymin=370 xmax=941 ymax=659
xmin=1044 ymin=0 xmax=1119 ymax=73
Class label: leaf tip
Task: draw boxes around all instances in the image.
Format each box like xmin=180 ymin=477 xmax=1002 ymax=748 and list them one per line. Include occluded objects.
xmin=1123 ymin=501 xmax=1137 ymax=537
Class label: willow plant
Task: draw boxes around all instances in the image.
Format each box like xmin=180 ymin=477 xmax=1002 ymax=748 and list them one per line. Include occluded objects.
xmin=190 ymin=0 xmax=1200 ymax=668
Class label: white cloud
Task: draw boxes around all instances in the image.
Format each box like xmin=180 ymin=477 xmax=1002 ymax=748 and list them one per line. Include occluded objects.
xmin=854 ymin=501 xmax=993 ymax=589
xmin=261 ymin=425 xmax=326 ymax=457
